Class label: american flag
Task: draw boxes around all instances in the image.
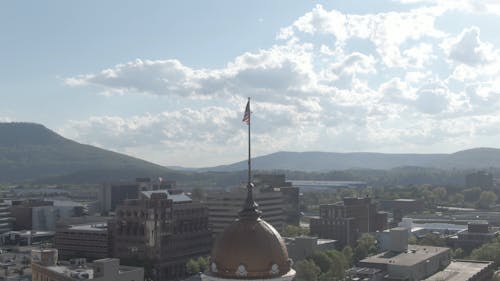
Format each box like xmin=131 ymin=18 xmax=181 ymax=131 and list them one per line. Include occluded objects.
xmin=242 ymin=100 xmax=251 ymax=124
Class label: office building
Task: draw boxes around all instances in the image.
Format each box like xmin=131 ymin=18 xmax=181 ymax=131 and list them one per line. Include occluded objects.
xmin=55 ymin=222 xmax=110 ymax=260
xmin=110 ymin=189 xmax=212 ymax=281
xmin=206 ymin=187 xmax=286 ymax=235
xmin=31 ymin=248 xmax=143 ymax=281
xmin=310 ymin=197 xmax=387 ymax=247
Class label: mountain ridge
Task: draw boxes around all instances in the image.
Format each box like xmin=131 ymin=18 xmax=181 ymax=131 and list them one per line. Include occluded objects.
xmin=187 ymin=148 xmax=500 ymax=172
xmin=1 ymin=122 xmax=499 ymax=184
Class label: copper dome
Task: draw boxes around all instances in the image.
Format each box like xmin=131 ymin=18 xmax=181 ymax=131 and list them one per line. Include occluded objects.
xmin=210 ymin=217 xmax=291 ymax=279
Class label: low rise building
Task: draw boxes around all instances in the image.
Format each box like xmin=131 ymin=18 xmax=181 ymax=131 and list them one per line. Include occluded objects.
xmin=349 ymin=227 xmax=453 ymax=281
xmin=455 ymin=221 xmax=499 ymax=252
xmin=423 ymin=260 xmax=494 ymax=281
xmin=31 ymin=248 xmax=143 ymax=281
xmin=358 ymin=245 xmax=451 ymax=281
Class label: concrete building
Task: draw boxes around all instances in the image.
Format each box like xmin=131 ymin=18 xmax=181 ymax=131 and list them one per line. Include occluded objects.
xmin=310 ymin=197 xmax=387 ymax=247
xmin=99 ymin=177 xmax=175 ymax=214
xmin=110 ymin=189 xmax=212 ymax=281
xmin=348 ymin=227 xmax=452 ymax=281
xmin=465 ymin=171 xmax=493 ymax=188
xmin=423 ymin=260 xmax=494 ymax=281
xmin=358 ymin=245 xmax=451 ymax=281
xmin=377 ymin=227 xmax=410 ymax=252
xmin=284 ymin=236 xmax=336 ymax=261
xmin=31 ymin=248 xmax=143 ymax=281
xmin=455 ymin=221 xmax=499 ymax=252
xmin=55 ymin=222 xmax=110 ymax=260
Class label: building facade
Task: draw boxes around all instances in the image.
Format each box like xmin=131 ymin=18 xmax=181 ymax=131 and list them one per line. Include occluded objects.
xmin=310 ymin=197 xmax=387 ymax=247
xmin=55 ymin=222 xmax=110 ymax=260
xmin=110 ymin=190 xmax=212 ymax=281
xmin=206 ymin=187 xmax=286 ymax=235
xmin=0 ymin=200 xmax=12 ymax=234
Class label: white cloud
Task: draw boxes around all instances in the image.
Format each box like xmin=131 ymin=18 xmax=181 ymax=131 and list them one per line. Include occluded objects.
xmin=441 ymin=26 xmax=496 ymax=66
xmin=63 ymin=4 xmax=500 ymax=166
xmin=395 ymin=0 xmax=500 ymax=16
xmin=278 ymin=4 xmax=445 ymax=67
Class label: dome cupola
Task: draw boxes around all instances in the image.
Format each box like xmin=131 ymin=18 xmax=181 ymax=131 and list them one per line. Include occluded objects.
xmin=203 ymin=183 xmax=295 ymax=280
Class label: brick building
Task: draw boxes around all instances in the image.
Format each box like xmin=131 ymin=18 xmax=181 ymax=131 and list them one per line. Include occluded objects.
xmin=110 ymin=190 xmax=212 ymax=281
xmin=310 ymin=197 xmax=387 ymax=247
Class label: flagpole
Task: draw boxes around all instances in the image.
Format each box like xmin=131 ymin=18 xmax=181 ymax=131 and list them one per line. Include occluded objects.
xmin=247 ymin=97 xmax=251 ymax=185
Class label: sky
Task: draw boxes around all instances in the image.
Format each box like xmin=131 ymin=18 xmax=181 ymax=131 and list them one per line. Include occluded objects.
xmin=2 ymin=1 xmax=500 ymax=167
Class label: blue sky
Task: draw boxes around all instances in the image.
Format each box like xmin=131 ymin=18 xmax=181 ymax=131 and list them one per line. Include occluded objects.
xmin=2 ymin=0 xmax=500 ymax=167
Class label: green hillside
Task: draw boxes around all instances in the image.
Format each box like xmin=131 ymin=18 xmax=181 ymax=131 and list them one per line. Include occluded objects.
xmin=0 ymin=122 xmax=175 ymax=183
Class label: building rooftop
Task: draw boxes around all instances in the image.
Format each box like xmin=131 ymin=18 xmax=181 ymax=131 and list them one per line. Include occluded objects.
xmin=67 ymin=223 xmax=107 ymax=232
xmin=140 ymin=190 xmax=192 ymax=202
xmin=423 ymin=260 xmax=493 ymax=281
xmin=43 ymin=258 xmax=142 ymax=279
xmin=360 ymin=245 xmax=449 ymax=267
xmin=393 ymin=199 xmax=418 ymax=202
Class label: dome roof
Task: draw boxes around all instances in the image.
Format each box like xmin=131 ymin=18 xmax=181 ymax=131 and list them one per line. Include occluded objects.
xmin=209 ymin=183 xmax=292 ymax=279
